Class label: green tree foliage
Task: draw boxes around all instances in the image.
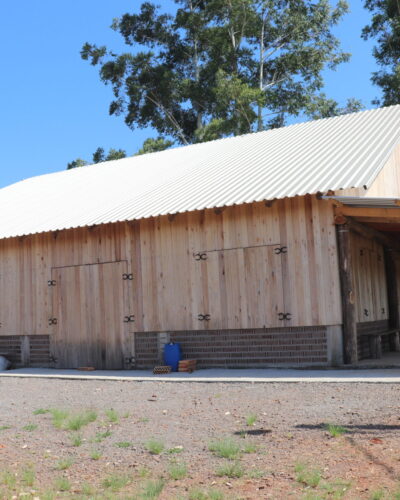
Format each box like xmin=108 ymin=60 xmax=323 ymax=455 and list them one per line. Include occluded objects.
xmin=67 ymin=147 xmax=127 ymax=169
xmin=136 ymin=137 xmax=174 ymax=155
xmin=81 ymin=0 xmax=352 ymax=145
xmin=67 ymin=158 xmax=88 ymax=170
xmin=363 ymin=0 xmax=400 ymax=105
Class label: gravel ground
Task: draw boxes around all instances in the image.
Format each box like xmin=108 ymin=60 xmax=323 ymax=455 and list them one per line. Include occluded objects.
xmin=0 ymin=378 xmax=399 ymax=499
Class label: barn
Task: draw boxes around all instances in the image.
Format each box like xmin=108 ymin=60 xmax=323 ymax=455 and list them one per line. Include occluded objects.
xmin=1 ymin=105 xmax=400 ymax=370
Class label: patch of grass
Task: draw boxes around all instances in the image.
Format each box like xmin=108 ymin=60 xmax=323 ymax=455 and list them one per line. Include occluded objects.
xmin=209 ymin=437 xmax=241 ymax=459
xmin=50 ymin=409 xmax=70 ymax=429
xmin=81 ymin=482 xmax=95 ymax=495
xmin=21 ymin=467 xmax=35 ymax=486
xmin=188 ymin=489 xmax=208 ymax=500
xmin=325 ymin=423 xmax=347 ymax=438
xmin=54 ymin=476 xmax=71 ymax=492
xmin=140 ymin=478 xmax=165 ymax=499
xmin=1 ymin=471 xmax=16 ymax=488
xmin=105 ymin=408 xmax=119 ymax=423
xmin=138 ymin=467 xmax=151 ymax=478
xmin=0 ymin=425 xmax=11 ymax=431
xmin=242 ymin=441 xmax=257 ymax=453
xmin=56 ymin=458 xmax=74 ymax=470
xmin=102 ymin=474 xmax=130 ymax=491
xmin=66 ymin=410 xmax=97 ymax=431
xmin=247 ymin=469 xmax=264 ymax=479
xmin=116 ymin=441 xmax=132 ymax=448
xmin=320 ymin=479 xmax=351 ymax=499
xmin=70 ymin=432 xmax=83 ymax=447
xmin=215 ymin=461 xmax=244 ymax=478
xmin=246 ymin=414 xmax=257 ymax=426
xmin=168 ymin=462 xmax=188 ymax=480
xmin=369 ymin=490 xmax=385 ymax=500
xmin=22 ymin=423 xmax=38 ymax=431
xmin=122 ymin=411 xmax=130 ymax=418
xmin=93 ymin=430 xmax=112 ymax=442
xmin=140 ymin=417 xmax=150 ymax=423
xmin=167 ymin=446 xmax=183 ymax=454
xmin=33 ymin=408 xmax=50 ymax=415
xmin=295 ymin=463 xmax=321 ymax=488
xmin=208 ymin=491 xmax=224 ymax=500
xmin=40 ymin=490 xmax=56 ymax=500
xmin=145 ymin=438 xmax=165 ymax=455
xmin=90 ymin=449 xmax=102 ymax=460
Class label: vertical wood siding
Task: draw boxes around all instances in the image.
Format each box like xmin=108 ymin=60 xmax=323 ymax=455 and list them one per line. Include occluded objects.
xmin=0 ymin=196 xmax=342 ymax=346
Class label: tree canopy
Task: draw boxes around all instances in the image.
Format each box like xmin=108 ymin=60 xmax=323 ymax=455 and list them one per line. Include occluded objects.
xmin=363 ymin=0 xmax=400 ymax=105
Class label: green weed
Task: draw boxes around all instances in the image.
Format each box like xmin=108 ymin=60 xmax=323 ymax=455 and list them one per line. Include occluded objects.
xmin=209 ymin=437 xmax=241 ymax=459
xmin=1 ymin=471 xmax=16 ymax=488
xmin=66 ymin=410 xmax=97 ymax=431
xmin=140 ymin=478 xmax=165 ymax=499
xmin=70 ymin=432 xmax=83 ymax=447
xmin=56 ymin=458 xmax=74 ymax=470
xmin=116 ymin=441 xmax=132 ymax=448
xmin=54 ymin=476 xmax=71 ymax=492
xmin=145 ymin=438 xmax=165 ymax=455
xmin=93 ymin=430 xmax=112 ymax=442
xmin=50 ymin=409 xmax=70 ymax=429
xmin=246 ymin=414 xmax=257 ymax=426
xmin=33 ymin=408 xmax=50 ymax=415
xmin=295 ymin=463 xmax=321 ymax=488
xmin=0 ymin=426 xmax=10 ymax=431
xmin=90 ymin=449 xmax=102 ymax=460
xmin=22 ymin=423 xmax=38 ymax=431
xmin=325 ymin=423 xmax=347 ymax=437
xmin=168 ymin=462 xmax=188 ymax=480
xmin=105 ymin=408 xmax=119 ymax=423
xmin=188 ymin=489 xmax=208 ymax=500
xmin=102 ymin=474 xmax=130 ymax=491
xmin=215 ymin=461 xmax=244 ymax=478
xmin=242 ymin=441 xmax=257 ymax=453
xmin=21 ymin=467 xmax=35 ymax=486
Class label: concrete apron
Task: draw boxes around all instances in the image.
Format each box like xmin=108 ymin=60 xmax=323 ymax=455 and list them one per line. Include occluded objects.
xmin=1 ymin=367 xmax=400 ymax=383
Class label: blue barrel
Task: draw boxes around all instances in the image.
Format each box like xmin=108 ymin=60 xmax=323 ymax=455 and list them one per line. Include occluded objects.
xmin=163 ymin=343 xmax=181 ymax=372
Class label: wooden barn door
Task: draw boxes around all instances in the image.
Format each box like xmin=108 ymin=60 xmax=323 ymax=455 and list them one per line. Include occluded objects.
xmin=51 ymin=261 xmax=133 ymax=369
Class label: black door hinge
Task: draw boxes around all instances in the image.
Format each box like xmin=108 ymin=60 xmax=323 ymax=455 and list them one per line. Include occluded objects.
xmin=194 ymin=252 xmax=207 ymax=261
xmin=48 ymin=318 xmax=57 ymax=325
xmin=274 ymin=246 xmax=287 ymax=255
xmin=278 ymin=312 xmax=292 ymax=321
xmin=198 ymin=314 xmax=211 ymax=321
xmin=124 ymin=315 xmax=135 ymax=323
xmin=122 ymin=273 xmax=133 ymax=280
xmin=47 ymin=280 xmax=56 ymax=286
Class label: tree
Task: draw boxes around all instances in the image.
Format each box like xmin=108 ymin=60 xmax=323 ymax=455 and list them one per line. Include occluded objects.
xmin=81 ymin=0 xmax=352 ymax=144
xmin=362 ymin=0 xmax=400 ymax=105
xmin=67 ymin=158 xmax=87 ymax=170
xmin=67 ymin=147 xmax=126 ymax=169
xmin=136 ymin=137 xmax=174 ymax=155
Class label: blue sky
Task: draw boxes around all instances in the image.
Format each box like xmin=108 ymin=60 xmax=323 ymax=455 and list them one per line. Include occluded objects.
xmin=0 ymin=1 xmax=379 ymax=188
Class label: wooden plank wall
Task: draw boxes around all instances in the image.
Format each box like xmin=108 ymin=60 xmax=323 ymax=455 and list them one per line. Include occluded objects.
xmin=350 ymin=232 xmax=388 ymax=323
xmin=0 ymin=195 xmax=342 ymax=338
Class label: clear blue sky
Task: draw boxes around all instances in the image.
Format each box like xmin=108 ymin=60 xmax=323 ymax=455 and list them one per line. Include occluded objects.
xmin=0 ymin=1 xmax=379 ymax=188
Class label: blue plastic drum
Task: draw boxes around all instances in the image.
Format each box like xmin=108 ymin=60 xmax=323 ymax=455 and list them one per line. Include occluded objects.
xmin=163 ymin=343 xmax=181 ymax=372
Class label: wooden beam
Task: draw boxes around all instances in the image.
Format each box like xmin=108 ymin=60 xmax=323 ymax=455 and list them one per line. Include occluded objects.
xmin=336 ymin=224 xmax=358 ymax=364
xmin=337 ymin=206 xmax=400 ymax=220
xmin=335 ymin=215 xmax=400 ymax=252
xmin=384 ymin=248 xmax=400 ymax=352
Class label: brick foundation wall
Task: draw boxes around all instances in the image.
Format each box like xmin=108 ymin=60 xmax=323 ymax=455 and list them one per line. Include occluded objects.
xmin=357 ymin=320 xmax=389 ymax=360
xmin=0 ymin=335 xmax=50 ymax=367
xmin=135 ymin=327 xmax=328 ymax=368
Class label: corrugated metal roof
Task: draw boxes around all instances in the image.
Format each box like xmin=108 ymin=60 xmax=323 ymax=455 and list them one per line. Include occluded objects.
xmin=323 ymin=196 xmax=400 ymax=208
xmin=1 ymin=104 xmax=400 ymax=240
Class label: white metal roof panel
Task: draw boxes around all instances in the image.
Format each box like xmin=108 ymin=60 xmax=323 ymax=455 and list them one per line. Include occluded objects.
xmin=1 ymin=105 xmax=400 ymax=239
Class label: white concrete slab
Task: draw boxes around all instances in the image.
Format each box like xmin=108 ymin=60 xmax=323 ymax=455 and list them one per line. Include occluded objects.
xmin=0 ymin=367 xmax=400 ymax=383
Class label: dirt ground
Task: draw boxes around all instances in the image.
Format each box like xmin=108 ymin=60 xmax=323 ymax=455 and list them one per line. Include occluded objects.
xmin=0 ymin=378 xmax=399 ymax=499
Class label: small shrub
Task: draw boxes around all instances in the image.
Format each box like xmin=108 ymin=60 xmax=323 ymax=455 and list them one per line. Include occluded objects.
xmin=246 ymin=414 xmax=257 ymax=426
xmin=116 ymin=441 xmax=132 ymax=448
xmin=0 ymin=426 xmax=11 ymax=431
xmin=22 ymin=467 xmax=35 ymax=486
xmin=209 ymin=437 xmax=241 ymax=459
xmin=56 ymin=458 xmax=74 ymax=470
xmin=295 ymin=463 xmax=321 ymax=488
xmin=54 ymin=476 xmax=71 ymax=492
xmin=33 ymin=408 xmax=50 ymax=415
xmin=138 ymin=467 xmax=150 ymax=478
xmin=22 ymin=423 xmax=38 ymax=431
xmin=81 ymin=482 xmax=95 ymax=495
xmin=90 ymin=449 xmax=102 ymax=460
xmin=140 ymin=478 xmax=165 ymax=499
xmin=145 ymin=438 xmax=164 ymax=455
xmin=105 ymin=408 xmax=119 ymax=423
xmin=102 ymin=474 xmax=130 ymax=491
xmin=168 ymin=462 xmax=188 ymax=480
xmin=215 ymin=461 xmax=244 ymax=478
xmin=247 ymin=469 xmax=264 ymax=479
xmin=70 ymin=432 xmax=83 ymax=447
xmin=325 ymin=423 xmax=347 ymax=437
xmin=370 ymin=490 xmax=385 ymax=500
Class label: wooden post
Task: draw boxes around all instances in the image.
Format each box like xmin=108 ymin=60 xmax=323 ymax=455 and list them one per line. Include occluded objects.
xmin=336 ymin=224 xmax=358 ymax=364
xmin=384 ymin=248 xmax=400 ymax=351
